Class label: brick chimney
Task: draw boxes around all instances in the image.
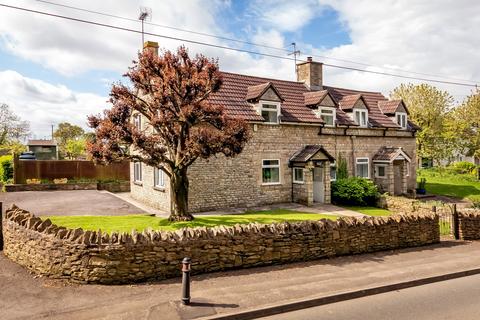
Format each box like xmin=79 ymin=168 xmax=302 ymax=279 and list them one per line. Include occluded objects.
xmin=296 ymin=57 xmax=323 ymax=90
xmin=143 ymin=41 xmax=159 ymax=55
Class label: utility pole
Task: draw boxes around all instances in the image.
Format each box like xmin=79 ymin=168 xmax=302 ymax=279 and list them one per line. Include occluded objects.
xmin=51 ymin=124 xmax=54 ymax=140
xmin=288 ymin=42 xmax=301 ymax=79
xmin=138 ymin=7 xmax=152 ymax=46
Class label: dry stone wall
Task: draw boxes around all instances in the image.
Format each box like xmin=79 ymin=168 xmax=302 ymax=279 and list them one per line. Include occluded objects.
xmin=3 ymin=205 xmax=439 ymax=284
xmin=458 ymin=210 xmax=480 ymax=240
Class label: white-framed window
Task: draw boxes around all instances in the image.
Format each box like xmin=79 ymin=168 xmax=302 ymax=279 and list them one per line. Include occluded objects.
xmin=262 ymin=159 xmax=280 ymax=184
xmin=330 ymin=161 xmax=337 ymax=181
xmin=318 ymin=107 xmax=336 ymax=127
xmin=133 ymin=113 xmax=142 ymax=130
xmin=396 ymin=112 xmax=407 ymax=129
xmin=259 ymin=101 xmax=280 ymax=124
xmin=293 ymin=167 xmax=304 ymax=184
xmin=133 ymin=162 xmax=142 ymax=183
xmin=354 ymin=109 xmax=368 ymax=127
xmin=375 ymin=164 xmax=387 ymax=178
xmin=154 ymin=167 xmax=166 ymax=189
xmin=406 ymin=163 xmax=410 ymax=176
xmin=356 ymin=158 xmax=370 ymax=178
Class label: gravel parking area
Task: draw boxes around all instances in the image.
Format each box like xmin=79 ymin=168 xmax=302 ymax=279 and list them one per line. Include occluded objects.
xmin=0 ymin=190 xmax=145 ymax=216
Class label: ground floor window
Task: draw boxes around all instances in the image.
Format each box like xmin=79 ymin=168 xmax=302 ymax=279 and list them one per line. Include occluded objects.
xmin=293 ymin=167 xmax=304 ymax=183
xmin=133 ymin=162 xmax=142 ymax=182
xmin=262 ymin=159 xmax=280 ymax=184
xmin=356 ymin=158 xmax=369 ymax=178
xmin=330 ymin=162 xmax=337 ymax=181
xmin=375 ymin=164 xmax=387 ymax=178
xmin=154 ymin=167 xmax=166 ymax=188
xmin=406 ymin=163 xmax=410 ymax=176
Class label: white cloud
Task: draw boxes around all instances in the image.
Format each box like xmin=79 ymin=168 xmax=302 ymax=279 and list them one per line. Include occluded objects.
xmin=0 ymin=70 xmax=108 ymax=138
xmin=0 ymin=0 xmax=478 ymax=139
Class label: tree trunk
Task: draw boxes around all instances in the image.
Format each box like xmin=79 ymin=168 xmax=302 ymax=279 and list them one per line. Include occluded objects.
xmin=169 ymin=168 xmax=194 ymax=221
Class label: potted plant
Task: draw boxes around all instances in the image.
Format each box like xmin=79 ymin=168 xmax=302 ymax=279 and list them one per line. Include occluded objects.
xmin=416 ymin=178 xmax=427 ymax=195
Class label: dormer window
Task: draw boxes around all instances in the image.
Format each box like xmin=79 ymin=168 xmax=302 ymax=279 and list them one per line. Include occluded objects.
xmin=318 ymin=107 xmax=336 ymax=127
xmin=354 ymin=109 xmax=368 ymax=127
xmin=396 ymin=112 xmax=407 ymax=129
xmin=260 ymin=101 xmax=280 ymax=124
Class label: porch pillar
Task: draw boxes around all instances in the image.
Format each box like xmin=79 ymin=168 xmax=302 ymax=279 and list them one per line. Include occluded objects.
xmin=324 ymin=160 xmax=331 ymax=204
xmin=305 ymin=161 xmax=314 ymax=206
xmin=387 ymin=163 xmax=394 ymax=195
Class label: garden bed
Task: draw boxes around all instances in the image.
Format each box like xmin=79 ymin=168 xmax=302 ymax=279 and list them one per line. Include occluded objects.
xmin=5 ymin=183 xmax=97 ymax=192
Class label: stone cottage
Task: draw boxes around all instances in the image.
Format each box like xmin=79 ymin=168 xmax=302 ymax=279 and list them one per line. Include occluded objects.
xmin=131 ymin=42 xmax=418 ymax=213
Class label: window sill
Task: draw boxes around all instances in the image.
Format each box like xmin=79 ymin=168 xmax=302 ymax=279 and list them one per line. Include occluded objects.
xmin=293 ymin=181 xmax=304 ymax=184
xmin=153 ymin=186 xmax=166 ymax=192
xmin=262 ymin=182 xmax=282 ymax=186
xmin=133 ymin=181 xmax=143 ymax=186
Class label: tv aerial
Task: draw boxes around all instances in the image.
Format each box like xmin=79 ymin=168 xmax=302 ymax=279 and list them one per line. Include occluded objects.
xmin=138 ymin=6 xmax=152 ymax=45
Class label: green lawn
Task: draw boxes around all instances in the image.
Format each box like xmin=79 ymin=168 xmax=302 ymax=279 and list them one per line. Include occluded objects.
xmin=46 ymin=209 xmax=337 ymax=233
xmin=341 ymin=206 xmax=392 ymax=216
xmin=418 ymin=168 xmax=480 ymax=202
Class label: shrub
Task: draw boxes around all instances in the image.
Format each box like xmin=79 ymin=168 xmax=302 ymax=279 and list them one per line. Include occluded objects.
xmin=336 ymin=155 xmax=348 ymax=180
xmin=449 ymin=161 xmax=477 ymax=174
xmin=331 ymin=177 xmax=379 ymax=206
xmin=0 ymin=155 xmax=13 ymax=182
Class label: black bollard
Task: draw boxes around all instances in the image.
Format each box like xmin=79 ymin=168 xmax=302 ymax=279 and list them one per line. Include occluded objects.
xmin=181 ymin=257 xmax=191 ymax=305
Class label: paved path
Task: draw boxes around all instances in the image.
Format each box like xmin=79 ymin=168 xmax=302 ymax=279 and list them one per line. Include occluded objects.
xmin=2 ymin=241 xmax=480 ymax=319
xmin=193 ymin=202 xmax=365 ymax=218
xmin=0 ymin=190 xmax=145 ymax=216
xmin=261 ymin=274 xmax=480 ymax=320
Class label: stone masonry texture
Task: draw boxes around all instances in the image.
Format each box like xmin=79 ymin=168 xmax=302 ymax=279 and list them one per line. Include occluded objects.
xmin=131 ymin=123 xmax=417 ymax=213
xmin=3 ymin=205 xmax=439 ymax=284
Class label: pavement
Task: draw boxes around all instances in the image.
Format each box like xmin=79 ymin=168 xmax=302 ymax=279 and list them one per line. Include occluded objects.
xmin=0 ymin=190 xmax=145 ymax=216
xmin=3 ymin=240 xmax=480 ymax=319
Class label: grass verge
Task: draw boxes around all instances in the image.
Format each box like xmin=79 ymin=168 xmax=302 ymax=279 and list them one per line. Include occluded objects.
xmin=46 ymin=209 xmax=337 ymax=233
xmin=341 ymin=206 xmax=392 ymax=216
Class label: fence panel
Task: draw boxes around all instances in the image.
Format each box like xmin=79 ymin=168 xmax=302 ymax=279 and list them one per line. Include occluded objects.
xmin=13 ymin=157 xmax=130 ymax=184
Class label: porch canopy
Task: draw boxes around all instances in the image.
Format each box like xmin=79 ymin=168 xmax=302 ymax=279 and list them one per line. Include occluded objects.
xmin=372 ymin=146 xmax=411 ymax=163
xmin=289 ymin=145 xmax=335 ymax=167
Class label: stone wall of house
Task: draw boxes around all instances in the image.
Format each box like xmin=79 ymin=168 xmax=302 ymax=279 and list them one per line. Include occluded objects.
xmin=3 ymin=205 xmax=439 ymax=284
xmin=186 ymin=124 xmax=417 ymax=212
xmin=130 ymin=163 xmax=170 ymax=213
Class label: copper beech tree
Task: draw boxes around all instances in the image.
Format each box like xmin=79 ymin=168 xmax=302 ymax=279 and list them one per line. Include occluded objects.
xmin=87 ymin=47 xmax=250 ymax=221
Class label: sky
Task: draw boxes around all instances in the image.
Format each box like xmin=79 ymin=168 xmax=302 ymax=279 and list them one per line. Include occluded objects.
xmin=0 ymin=0 xmax=479 ymax=138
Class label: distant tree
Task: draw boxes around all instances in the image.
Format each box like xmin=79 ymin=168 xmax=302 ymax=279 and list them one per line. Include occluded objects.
xmin=65 ymin=138 xmax=86 ymax=159
xmin=451 ymin=89 xmax=480 ymax=160
xmin=0 ymin=103 xmax=30 ymax=145
xmin=53 ymin=122 xmax=85 ymax=158
xmin=390 ymin=83 xmax=456 ymax=165
xmin=87 ymin=46 xmax=250 ymax=221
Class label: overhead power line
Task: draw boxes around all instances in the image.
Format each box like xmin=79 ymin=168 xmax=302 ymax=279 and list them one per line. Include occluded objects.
xmin=1 ymin=3 xmax=478 ymax=88
xmin=33 ymin=0 xmax=480 ymax=85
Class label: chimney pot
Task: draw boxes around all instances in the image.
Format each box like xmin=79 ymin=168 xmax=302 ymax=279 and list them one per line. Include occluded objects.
xmin=307 ymin=56 xmax=313 ymax=62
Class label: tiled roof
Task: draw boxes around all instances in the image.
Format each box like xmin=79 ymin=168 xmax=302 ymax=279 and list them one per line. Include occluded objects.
xmin=289 ymin=145 xmax=335 ymax=163
xmin=338 ymin=94 xmax=363 ymax=111
xmin=27 ymin=139 xmax=57 ymax=146
xmin=326 ymin=86 xmax=401 ymax=129
xmin=245 ymin=82 xmax=284 ymax=102
xmin=373 ymin=146 xmax=412 ymax=162
xmin=207 ymin=72 xmax=406 ymax=129
xmin=303 ymin=90 xmax=330 ymax=106
xmin=378 ymin=100 xmax=406 ymax=115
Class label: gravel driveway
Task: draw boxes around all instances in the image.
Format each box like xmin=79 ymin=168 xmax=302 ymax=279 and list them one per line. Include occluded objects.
xmin=0 ymin=190 xmax=145 ymax=216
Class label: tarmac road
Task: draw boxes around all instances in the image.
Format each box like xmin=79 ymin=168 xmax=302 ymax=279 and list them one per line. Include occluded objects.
xmin=260 ymin=273 xmax=480 ymax=320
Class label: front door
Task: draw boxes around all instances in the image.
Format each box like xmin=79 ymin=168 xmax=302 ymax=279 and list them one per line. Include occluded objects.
xmin=313 ymin=167 xmax=324 ymax=203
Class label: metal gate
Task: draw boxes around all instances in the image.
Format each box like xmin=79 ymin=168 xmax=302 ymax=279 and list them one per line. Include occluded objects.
xmin=433 ymin=204 xmax=459 ymax=239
